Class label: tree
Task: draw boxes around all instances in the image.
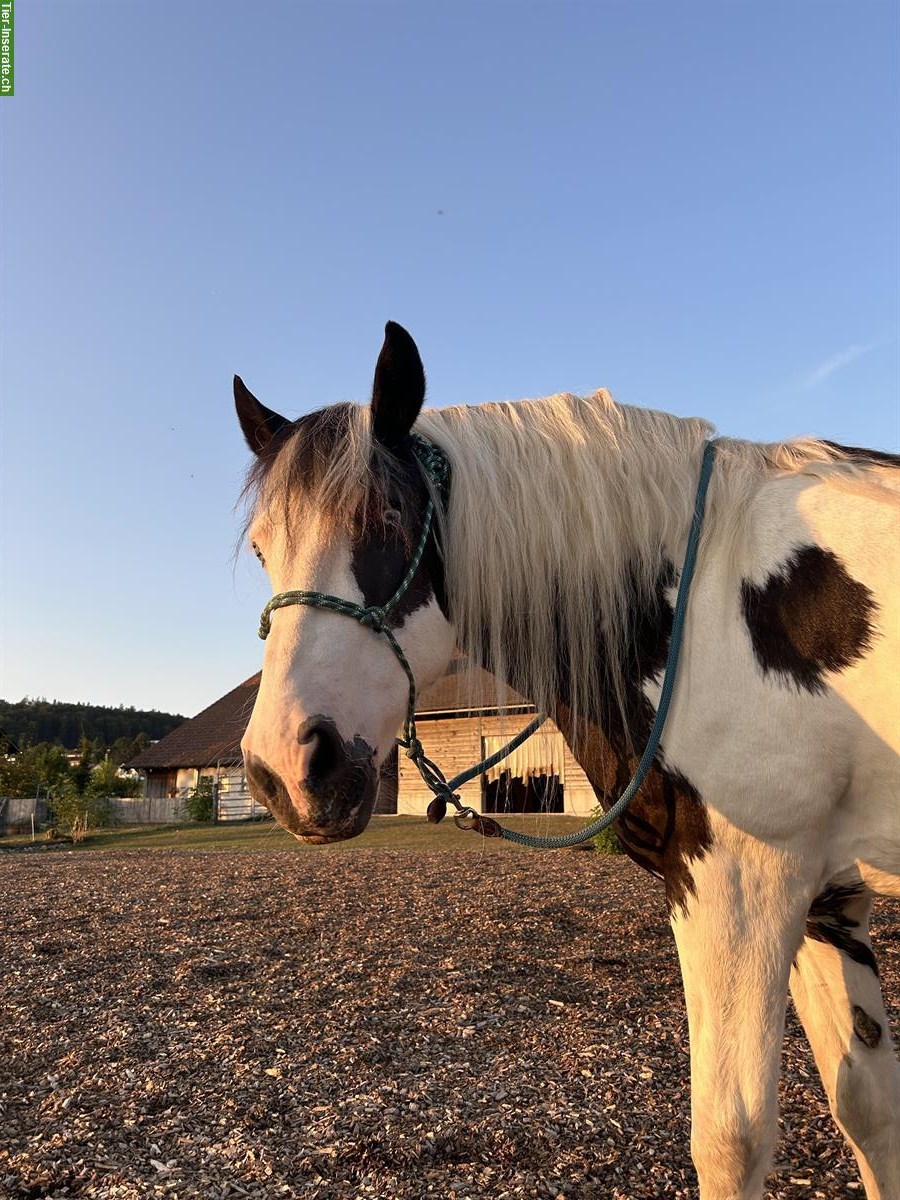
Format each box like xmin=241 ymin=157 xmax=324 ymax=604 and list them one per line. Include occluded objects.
xmin=109 ymin=736 xmax=136 ymax=767
xmin=131 ymin=731 xmax=150 ymax=757
xmin=88 ymin=756 xmax=141 ymax=799
xmin=70 ymin=739 xmax=94 ymax=797
xmin=0 ymin=740 xmax=71 ymax=799
xmin=109 ymin=732 xmax=149 ymax=767
xmin=0 ymin=697 xmax=184 ymax=749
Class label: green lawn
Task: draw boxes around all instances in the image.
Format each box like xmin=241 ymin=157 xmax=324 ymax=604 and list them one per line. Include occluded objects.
xmin=0 ymin=813 xmax=596 ymax=854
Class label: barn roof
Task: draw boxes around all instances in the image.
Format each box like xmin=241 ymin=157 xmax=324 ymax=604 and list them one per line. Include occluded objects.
xmin=416 ymin=652 xmax=531 ymax=715
xmin=129 ymin=655 xmax=532 ymax=772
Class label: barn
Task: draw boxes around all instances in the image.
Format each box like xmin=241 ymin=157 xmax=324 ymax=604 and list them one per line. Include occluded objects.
xmin=130 ymin=656 xmax=597 ymax=819
xmin=402 ymin=653 xmax=596 ymax=816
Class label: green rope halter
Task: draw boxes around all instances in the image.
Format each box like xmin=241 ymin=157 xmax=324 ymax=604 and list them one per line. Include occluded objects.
xmin=257 ymin=435 xmax=716 ymax=849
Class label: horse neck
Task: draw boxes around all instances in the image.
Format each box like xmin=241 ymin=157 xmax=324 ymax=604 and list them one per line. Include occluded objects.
xmin=426 ymin=398 xmax=709 ymax=739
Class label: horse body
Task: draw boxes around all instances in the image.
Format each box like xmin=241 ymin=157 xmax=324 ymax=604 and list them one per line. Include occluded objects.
xmin=535 ymin=461 xmax=900 ymax=1199
xmin=660 ymin=464 xmax=899 ymax=891
xmin=649 ymin=466 xmax=900 ymax=1198
xmin=235 ymin=322 xmax=899 ymax=1198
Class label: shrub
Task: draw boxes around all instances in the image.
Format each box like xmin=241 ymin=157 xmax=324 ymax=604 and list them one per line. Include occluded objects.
xmin=88 ymin=757 xmax=142 ymax=798
xmin=589 ymin=810 xmax=623 ymax=854
xmin=185 ymin=776 xmax=216 ymax=823
xmin=50 ymin=780 xmax=111 ymax=843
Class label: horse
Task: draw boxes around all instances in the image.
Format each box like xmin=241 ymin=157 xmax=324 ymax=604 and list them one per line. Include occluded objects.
xmin=234 ymin=321 xmax=900 ymax=1199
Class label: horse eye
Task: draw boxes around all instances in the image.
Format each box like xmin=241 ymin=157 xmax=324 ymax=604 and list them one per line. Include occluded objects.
xmin=383 ymin=508 xmax=402 ymax=530
xmin=251 ymin=541 xmax=266 ymax=567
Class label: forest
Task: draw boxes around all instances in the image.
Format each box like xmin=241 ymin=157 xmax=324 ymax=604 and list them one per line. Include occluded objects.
xmin=0 ymin=697 xmax=184 ymax=752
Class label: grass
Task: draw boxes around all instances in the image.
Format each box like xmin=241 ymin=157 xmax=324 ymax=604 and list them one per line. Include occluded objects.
xmin=0 ymin=813 xmax=597 ymax=854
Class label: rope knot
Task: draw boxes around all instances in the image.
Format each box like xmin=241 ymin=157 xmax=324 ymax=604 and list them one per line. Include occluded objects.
xmin=404 ymin=737 xmax=424 ymax=761
xmin=358 ymin=607 xmax=386 ymax=632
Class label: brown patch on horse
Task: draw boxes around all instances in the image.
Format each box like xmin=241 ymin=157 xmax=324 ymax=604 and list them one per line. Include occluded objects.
xmin=805 ymin=883 xmax=879 ymax=976
xmin=741 ymin=546 xmax=877 ymax=695
xmin=852 ymin=1005 xmax=883 ymax=1050
xmin=555 ymin=706 xmax=712 ymax=916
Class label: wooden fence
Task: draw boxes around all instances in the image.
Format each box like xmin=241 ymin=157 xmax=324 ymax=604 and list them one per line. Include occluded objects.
xmin=109 ymin=789 xmax=269 ymax=824
xmin=0 ymin=795 xmax=51 ymax=836
xmin=0 ymin=791 xmax=270 ymax=833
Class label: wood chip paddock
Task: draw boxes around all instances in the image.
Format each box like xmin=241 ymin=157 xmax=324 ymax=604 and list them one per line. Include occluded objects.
xmin=1 ymin=849 xmax=897 ymax=1198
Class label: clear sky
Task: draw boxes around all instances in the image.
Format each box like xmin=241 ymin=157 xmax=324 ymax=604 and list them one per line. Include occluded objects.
xmin=1 ymin=1 xmax=898 ymax=718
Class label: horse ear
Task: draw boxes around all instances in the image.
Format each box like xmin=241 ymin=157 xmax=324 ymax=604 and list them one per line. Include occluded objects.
xmin=371 ymin=321 xmax=426 ymax=448
xmin=234 ymin=376 xmax=291 ymax=455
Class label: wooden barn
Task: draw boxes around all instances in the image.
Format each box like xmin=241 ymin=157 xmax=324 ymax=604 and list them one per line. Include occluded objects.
xmin=130 ymin=657 xmax=597 ymax=819
xmin=403 ymin=653 xmax=597 ymax=816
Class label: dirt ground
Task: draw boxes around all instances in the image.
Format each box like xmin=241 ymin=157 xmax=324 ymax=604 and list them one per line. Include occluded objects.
xmin=1 ymin=848 xmax=897 ymax=1199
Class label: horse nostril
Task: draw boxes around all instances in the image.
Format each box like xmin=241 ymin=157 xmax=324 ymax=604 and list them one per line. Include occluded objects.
xmin=297 ymin=716 xmax=345 ymax=785
xmin=244 ymin=754 xmax=289 ymax=811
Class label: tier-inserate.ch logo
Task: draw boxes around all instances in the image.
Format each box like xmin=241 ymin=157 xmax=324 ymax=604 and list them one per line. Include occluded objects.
xmin=1 ymin=0 xmax=13 ymax=98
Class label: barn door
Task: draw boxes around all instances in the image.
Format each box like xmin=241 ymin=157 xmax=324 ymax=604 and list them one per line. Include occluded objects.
xmin=481 ymin=732 xmax=565 ymax=813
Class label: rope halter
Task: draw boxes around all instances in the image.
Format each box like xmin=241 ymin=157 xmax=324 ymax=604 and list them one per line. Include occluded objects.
xmin=256 ymin=434 xmax=488 ymax=827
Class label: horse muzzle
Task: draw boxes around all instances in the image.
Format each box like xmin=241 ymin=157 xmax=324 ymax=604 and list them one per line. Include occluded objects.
xmin=243 ymin=716 xmax=378 ymax=842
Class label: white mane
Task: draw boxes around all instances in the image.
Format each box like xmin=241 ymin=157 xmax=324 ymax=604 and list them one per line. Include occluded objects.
xmin=416 ymin=392 xmax=871 ymax=737
xmin=416 ymin=391 xmax=709 ymax=733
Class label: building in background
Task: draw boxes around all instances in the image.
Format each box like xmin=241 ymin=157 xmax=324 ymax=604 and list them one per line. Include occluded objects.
xmin=128 ymin=674 xmax=264 ymax=822
xmin=130 ymin=656 xmax=597 ymax=820
xmin=404 ymin=653 xmax=596 ymax=816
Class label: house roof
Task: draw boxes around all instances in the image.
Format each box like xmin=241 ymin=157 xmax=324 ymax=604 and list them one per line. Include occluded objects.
xmin=129 ymin=674 xmax=261 ymax=770
xmin=129 ymin=655 xmax=533 ymax=772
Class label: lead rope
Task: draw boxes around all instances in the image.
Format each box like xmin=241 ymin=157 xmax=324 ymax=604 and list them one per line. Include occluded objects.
xmin=258 ymin=437 xmax=716 ymax=849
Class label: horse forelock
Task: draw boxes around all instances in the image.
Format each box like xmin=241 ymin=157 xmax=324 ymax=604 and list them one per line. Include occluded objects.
xmin=240 ymin=403 xmax=424 ymax=551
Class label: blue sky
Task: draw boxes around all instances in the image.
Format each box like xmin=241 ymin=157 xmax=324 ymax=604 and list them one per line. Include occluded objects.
xmin=1 ymin=1 xmax=898 ymax=717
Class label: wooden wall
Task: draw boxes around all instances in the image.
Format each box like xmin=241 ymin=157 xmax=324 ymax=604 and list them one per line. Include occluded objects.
xmin=397 ymin=712 xmax=597 ymax=816
xmin=143 ymin=769 xmax=178 ymax=799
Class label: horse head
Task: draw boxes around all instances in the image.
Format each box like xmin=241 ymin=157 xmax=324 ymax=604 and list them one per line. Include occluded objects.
xmin=235 ymin=323 xmax=456 ymax=842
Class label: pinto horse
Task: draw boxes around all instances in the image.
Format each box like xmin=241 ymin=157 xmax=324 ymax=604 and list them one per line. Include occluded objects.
xmin=235 ymin=322 xmax=899 ymax=1199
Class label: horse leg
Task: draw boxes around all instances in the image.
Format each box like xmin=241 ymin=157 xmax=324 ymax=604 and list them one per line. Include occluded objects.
xmin=790 ymin=886 xmax=900 ymax=1199
xmin=669 ymin=847 xmax=809 ymax=1200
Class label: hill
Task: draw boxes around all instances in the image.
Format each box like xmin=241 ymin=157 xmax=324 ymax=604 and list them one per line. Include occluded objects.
xmin=0 ymin=697 xmax=185 ymax=751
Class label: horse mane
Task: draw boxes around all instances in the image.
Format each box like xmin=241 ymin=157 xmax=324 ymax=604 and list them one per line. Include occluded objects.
xmin=416 ymin=392 xmax=714 ymax=733
xmin=242 ymin=388 xmax=886 ymax=741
